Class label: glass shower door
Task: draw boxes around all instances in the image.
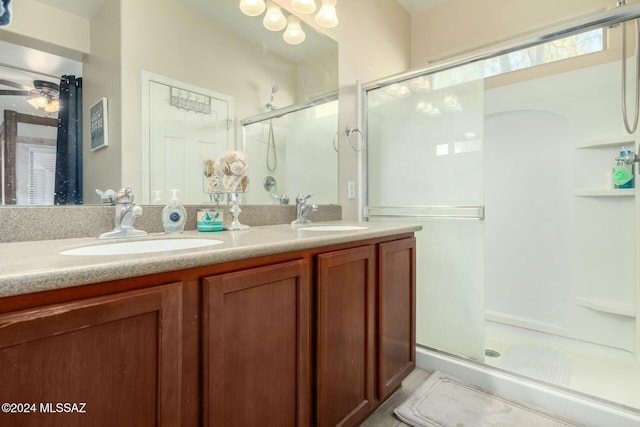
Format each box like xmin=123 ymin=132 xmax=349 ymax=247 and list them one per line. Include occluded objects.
xmin=365 ymin=63 xmax=486 ymax=361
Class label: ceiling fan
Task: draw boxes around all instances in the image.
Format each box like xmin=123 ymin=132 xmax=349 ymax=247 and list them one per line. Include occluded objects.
xmin=0 ymin=78 xmax=60 ymax=112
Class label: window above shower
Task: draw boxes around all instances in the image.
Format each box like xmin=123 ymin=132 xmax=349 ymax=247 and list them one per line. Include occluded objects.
xmin=420 ymin=28 xmax=606 ymax=91
xmin=484 ymin=28 xmax=604 ymax=77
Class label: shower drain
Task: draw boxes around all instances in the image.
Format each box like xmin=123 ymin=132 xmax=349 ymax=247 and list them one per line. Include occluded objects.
xmin=485 ymin=349 xmax=501 ymax=358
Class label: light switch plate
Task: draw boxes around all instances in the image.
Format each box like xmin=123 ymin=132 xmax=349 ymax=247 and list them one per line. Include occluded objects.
xmin=347 ymin=181 xmax=356 ymax=199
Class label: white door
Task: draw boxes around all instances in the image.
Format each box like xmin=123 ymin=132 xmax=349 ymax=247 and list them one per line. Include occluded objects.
xmin=141 ymin=72 xmax=234 ymax=204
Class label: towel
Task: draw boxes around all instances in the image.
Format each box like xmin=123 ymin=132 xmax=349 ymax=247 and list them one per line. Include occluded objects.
xmin=613 ymin=165 xmax=633 ymax=186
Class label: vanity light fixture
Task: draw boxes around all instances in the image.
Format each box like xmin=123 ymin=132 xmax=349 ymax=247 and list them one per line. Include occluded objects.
xmin=241 ymin=0 xmax=337 ymax=45
xmin=291 ymin=0 xmax=317 ymax=15
xmin=239 ymin=0 xmax=266 ymax=16
xmin=283 ymin=15 xmax=306 ymax=45
xmin=263 ymin=1 xmax=287 ymax=31
xmin=315 ymin=0 xmax=338 ymax=28
xmin=26 ymin=95 xmax=59 ymax=112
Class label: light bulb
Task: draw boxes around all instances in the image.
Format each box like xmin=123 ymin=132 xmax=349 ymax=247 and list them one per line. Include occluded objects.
xmin=443 ymin=95 xmax=462 ymax=111
xmin=315 ymin=0 xmax=338 ymax=28
xmin=239 ymin=0 xmax=266 ymax=16
xmin=44 ymin=100 xmax=60 ymax=113
xmin=283 ymin=15 xmax=306 ymax=45
xmin=263 ymin=1 xmax=287 ymax=31
xmin=409 ymin=76 xmax=431 ymax=92
xmin=291 ymin=0 xmax=316 ymax=14
xmin=27 ymin=96 xmax=48 ymax=109
xmin=385 ymin=83 xmax=410 ymax=98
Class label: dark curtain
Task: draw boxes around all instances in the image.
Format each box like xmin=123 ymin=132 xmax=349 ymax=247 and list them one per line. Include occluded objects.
xmin=54 ymin=75 xmax=83 ymax=205
xmin=0 ymin=0 xmax=12 ymax=26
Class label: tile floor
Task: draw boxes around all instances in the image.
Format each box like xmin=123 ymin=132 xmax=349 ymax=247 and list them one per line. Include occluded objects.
xmin=360 ymin=368 xmax=431 ymax=427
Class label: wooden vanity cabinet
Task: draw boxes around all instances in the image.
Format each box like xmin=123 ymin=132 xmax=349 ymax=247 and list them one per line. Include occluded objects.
xmin=316 ymin=245 xmax=376 ymax=427
xmin=0 ymin=282 xmax=182 ymax=427
xmin=377 ymin=237 xmax=416 ymax=401
xmin=315 ymin=236 xmax=416 ymax=427
xmin=0 ymin=232 xmax=416 ymax=427
xmin=201 ymin=259 xmax=312 ymax=427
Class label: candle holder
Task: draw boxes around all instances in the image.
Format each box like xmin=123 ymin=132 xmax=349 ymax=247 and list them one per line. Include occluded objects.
xmin=224 ymin=192 xmax=249 ymax=230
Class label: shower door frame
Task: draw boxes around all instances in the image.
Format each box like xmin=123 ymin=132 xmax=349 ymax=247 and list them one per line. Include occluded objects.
xmin=359 ymin=2 xmax=640 ymax=365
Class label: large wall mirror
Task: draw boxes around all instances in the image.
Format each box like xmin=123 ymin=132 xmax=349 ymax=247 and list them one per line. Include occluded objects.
xmin=0 ymin=0 xmax=338 ymax=206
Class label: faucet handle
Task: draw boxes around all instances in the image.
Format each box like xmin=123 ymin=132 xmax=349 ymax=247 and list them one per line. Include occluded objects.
xmin=296 ymin=193 xmax=313 ymax=203
xmin=96 ymin=188 xmax=116 ymax=204
xmin=115 ymin=187 xmax=135 ymax=204
xmin=620 ymin=151 xmax=639 ymax=165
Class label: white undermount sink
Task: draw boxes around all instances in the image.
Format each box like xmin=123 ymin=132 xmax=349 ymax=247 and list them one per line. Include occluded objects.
xmin=297 ymin=225 xmax=368 ymax=232
xmin=60 ymin=238 xmax=224 ymax=256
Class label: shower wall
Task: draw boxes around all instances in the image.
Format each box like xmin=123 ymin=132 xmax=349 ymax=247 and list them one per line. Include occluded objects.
xmin=484 ymin=60 xmax=636 ymax=352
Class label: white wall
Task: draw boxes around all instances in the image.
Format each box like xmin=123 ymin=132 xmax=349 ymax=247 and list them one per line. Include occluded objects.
xmin=82 ymin=0 xmax=122 ymax=203
xmin=410 ymin=0 xmax=622 ymax=67
xmin=0 ymin=0 xmax=89 ymax=59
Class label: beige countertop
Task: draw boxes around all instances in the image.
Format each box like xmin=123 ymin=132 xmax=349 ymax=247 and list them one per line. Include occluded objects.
xmin=0 ymin=221 xmax=420 ymax=299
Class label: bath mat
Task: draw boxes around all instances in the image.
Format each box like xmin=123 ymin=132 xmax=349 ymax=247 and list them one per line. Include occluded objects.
xmin=394 ymin=371 xmax=578 ymax=427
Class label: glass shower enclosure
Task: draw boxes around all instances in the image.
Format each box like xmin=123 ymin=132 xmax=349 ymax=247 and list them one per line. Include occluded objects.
xmin=363 ymin=15 xmax=640 ymax=412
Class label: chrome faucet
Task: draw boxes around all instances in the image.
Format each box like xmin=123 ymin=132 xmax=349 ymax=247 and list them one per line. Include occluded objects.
xmin=96 ymin=187 xmax=148 ymax=239
xmin=292 ymin=193 xmax=318 ymax=225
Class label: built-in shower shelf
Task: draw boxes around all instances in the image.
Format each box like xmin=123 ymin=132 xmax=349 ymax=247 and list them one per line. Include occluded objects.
xmin=576 ymin=297 xmax=635 ymax=317
xmin=575 ymin=137 xmax=635 ymax=149
xmin=574 ymin=188 xmax=635 ymax=197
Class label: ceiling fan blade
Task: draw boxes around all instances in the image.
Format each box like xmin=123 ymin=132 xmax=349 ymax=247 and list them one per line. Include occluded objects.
xmin=33 ymin=80 xmax=59 ymax=93
xmin=0 ymin=90 xmax=34 ymax=96
xmin=0 ymin=79 xmax=33 ymax=91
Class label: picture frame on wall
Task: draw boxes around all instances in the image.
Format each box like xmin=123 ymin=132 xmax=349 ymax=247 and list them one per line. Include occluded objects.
xmin=90 ymin=97 xmax=108 ymax=151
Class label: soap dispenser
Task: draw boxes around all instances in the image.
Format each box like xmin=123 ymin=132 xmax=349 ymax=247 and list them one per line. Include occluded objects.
xmin=162 ymin=189 xmax=187 ymax=233
xmin=613 ymin=148 xmax=635 ymax=189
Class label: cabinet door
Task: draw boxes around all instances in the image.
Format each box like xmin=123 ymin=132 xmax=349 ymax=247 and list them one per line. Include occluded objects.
xmin=316 ymin=245 xmax=375 ymax=427
xmin=202 ymin=259 xmax=311 ymax=427
xmin=378 ymin=237 xmax=416 ymax=400
xmin=0 ymin=282 xmax=182 ymax=427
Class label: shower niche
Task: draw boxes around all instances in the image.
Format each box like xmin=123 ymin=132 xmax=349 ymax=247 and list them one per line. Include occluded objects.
xmin=574 ymin=136 xmax=637 ymax=197
xmin=573 ymin=134 xmax=637 ymax=337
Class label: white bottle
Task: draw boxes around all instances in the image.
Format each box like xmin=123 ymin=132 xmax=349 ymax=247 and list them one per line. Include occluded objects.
xmin=162 ymin=189 xmax=187 ymax=233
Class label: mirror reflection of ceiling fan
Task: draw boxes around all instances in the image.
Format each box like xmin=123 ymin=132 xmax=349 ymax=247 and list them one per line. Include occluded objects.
xmin=0 ymin=78 xmax=60 ymax=113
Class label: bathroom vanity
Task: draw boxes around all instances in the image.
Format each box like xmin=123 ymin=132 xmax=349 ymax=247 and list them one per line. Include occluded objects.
xmin=0 ymin=222 xmax=418 ymax=427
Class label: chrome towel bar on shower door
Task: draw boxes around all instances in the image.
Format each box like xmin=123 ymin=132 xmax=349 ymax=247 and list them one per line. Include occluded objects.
xmin=363 ymin=205 xmax=485 ymax=220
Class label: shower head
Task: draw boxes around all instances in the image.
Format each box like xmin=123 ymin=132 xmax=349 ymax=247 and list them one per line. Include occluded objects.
xmin=267 ymin=84 xmax=279 ymax=110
